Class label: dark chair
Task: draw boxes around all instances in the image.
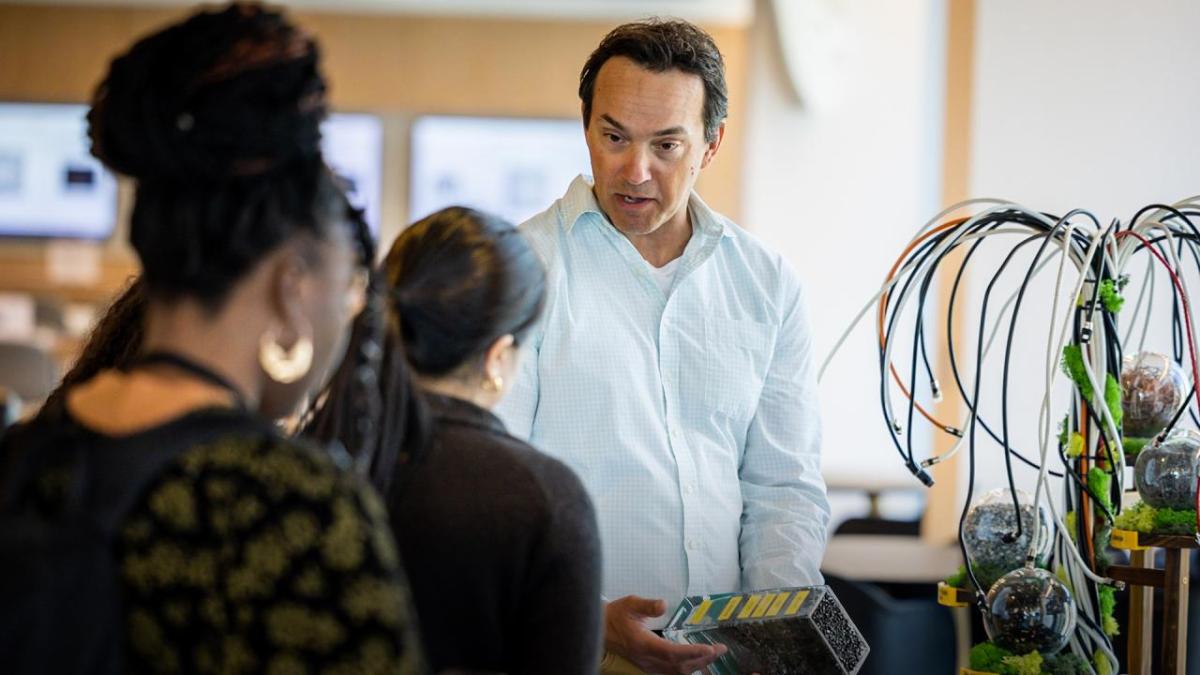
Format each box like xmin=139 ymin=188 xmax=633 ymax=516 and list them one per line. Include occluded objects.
xmin=825 ymin=573 xmax=956 ymax=675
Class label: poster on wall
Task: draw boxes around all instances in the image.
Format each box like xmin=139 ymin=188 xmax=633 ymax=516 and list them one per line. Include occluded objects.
xmin=0 ymin=102 xmax=118 ymax=240
xmin=409 ymin=115 xmax=591 ymax=227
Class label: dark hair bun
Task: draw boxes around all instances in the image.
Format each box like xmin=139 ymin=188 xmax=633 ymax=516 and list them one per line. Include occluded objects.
xmin=88 ymin=2 xmax=327 ymax=182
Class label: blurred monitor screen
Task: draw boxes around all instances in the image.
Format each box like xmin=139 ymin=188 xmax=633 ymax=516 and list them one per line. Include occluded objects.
xmin=409 ymin=116 xmax=591 ymax=226
xmin=0 ymin=102 xmax=119 ymax=240
xmin=323 ymin=112 xmax=384 ymax=234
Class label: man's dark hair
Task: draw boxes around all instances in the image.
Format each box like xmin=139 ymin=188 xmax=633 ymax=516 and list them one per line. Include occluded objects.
xmin=579 ymin=18 xmax=728 ymax=143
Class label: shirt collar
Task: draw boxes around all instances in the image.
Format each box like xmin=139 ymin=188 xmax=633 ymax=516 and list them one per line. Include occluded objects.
xmin=560 ymin=174 xmax=733 ymax=240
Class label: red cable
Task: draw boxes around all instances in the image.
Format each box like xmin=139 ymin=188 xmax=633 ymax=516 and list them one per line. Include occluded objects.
xmin=1115 ymin=231 xmax=1200 ymax=426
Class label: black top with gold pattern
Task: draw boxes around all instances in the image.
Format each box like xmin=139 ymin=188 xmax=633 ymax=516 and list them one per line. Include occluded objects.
xmin=15 ymin=407 xmax=426 ymax=675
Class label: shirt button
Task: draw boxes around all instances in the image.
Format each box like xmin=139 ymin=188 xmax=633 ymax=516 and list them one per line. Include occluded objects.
xmin=684 ymin=483 xmax=696 ymax=495
xmin=687 ymin=539 xmax=700 ymax=550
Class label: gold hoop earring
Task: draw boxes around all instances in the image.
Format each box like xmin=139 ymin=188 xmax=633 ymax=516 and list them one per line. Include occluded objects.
xmin=259 ymin=327 xmax=314 ymax=384
xmin=482 ymin=374 xmax=503 ymax=392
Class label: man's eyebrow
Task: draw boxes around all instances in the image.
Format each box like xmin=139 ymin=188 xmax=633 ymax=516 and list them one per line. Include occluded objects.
xmin=599 ymin=114 xmax=687 ymax=138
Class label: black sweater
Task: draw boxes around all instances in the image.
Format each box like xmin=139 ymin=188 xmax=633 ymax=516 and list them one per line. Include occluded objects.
xmin=388 ymin=393 xmax=603 ymax=674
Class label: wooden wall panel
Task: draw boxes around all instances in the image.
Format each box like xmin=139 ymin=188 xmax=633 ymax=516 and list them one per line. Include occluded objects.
xmin=0 ymin=3 xmax=747 ymax=297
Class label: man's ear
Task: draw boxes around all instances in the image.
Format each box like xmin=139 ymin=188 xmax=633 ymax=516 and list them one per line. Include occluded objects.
xmin=700 ymin=121 xmax=726 ymax=169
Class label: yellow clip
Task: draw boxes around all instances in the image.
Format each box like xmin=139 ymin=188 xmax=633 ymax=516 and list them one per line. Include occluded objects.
xmin=938 ymin=582 xmax=968 ymax=607
xmin=1111 ymin=529 xmax=1147 ymax=551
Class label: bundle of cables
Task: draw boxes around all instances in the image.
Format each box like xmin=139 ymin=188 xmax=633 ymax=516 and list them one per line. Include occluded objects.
xmin=821 ymin=195 xmax=1200 ymax=675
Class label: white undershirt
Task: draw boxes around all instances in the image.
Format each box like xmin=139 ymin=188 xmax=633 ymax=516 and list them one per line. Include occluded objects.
xmin=647 ymin=256 xmax=683 ymax=295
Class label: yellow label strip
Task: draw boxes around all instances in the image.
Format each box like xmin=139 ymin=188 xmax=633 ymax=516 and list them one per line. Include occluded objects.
xmin=737 ymin=593 xmax=763 ymax=619
xmin=717 ymin=595 xmax=743 ymax=621
xmin=686 ymin=598 xmax=714 ymax=625
xmin=784 ymin=590 xmax=810 ymax=616
xmin=766 ymin=591 xmax=791 ymax=617
xmin=751 ymin=592 xmax=777 ymax=618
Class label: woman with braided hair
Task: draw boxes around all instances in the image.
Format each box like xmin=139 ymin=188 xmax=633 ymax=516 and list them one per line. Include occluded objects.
xmin=306 ymin=207 xmax=604 ymax=674
xmin=0 ymin=4 xmax=425 ymax=673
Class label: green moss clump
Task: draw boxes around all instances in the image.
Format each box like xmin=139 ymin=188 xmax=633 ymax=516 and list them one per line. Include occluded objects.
xmin=1088 ymin=467 xmax=1113 ymax=513
xmin=1098 ymin=278 xmax=1125 ymax=313
xmin=1098 ymin=586 xmax=1118 ymax=637
xmin=1067 ymin=433 xmax=1085 ymax=458
xmin=1104 ymin=373 xmax=1123 ymax=432
xmin=945 ymin=562 xmax=1017 ymax=591
xmin=970 ymin=642 xmax=1012 ymax=672
xmin=1114 ymin=500 xmax=1198 ymax=535
xmin=1114 ymin=501 xmax=1157 ymax=532
xmin=1061 ymin=345 xmax=1094 ymax=401
xmin=968 ymin=642 xmax=1090 ymax=674
xmin=1155 ymin=507 xmax=1199 ymax=534
xmin=1059 ymin=346 xmax=1122 ymax=435
xmin=1002 ymin=651 xmax=1044 ymax=675
xmin=1123 ymin=436 xmax=1151 ymax=459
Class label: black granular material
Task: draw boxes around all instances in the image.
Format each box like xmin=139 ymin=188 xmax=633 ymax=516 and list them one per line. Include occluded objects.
xmin=812 ymin=591 xmax=866 ymax=673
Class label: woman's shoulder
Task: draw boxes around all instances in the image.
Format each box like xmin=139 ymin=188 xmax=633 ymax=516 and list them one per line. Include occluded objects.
xmin=435 ymin=421 xmax=593 ymax=512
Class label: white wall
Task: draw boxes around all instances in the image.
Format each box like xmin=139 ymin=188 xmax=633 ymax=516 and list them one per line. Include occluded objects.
xmin=963 ymin=0 xmax=1200 ymax=502
xmin=741 ymin=0 xmax=947 ymax=524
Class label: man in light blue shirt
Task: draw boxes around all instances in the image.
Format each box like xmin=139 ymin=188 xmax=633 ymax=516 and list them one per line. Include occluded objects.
xmin=496 ymin=19 xmax=830 ymax=674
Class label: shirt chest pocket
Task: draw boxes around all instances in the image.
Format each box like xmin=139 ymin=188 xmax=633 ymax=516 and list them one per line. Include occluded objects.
xmin=700 ymin=318 xmax=775 ymax=422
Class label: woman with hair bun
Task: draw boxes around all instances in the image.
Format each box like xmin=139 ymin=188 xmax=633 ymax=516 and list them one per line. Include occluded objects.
xmin=0 ymin=4 xmax=424 ymax=673
xmin=307 ymin=207 xmax=603 ymax=674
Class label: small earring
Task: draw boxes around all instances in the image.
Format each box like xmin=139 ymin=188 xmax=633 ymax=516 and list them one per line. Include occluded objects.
xmin=482 ymin=374 xmax=503 ymax=392
xmin=259 ymin=326 xmax=314 ymax=384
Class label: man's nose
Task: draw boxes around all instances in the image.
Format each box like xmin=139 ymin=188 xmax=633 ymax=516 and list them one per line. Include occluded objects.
xmin=620 ymin=146 xmax=652 ymax=186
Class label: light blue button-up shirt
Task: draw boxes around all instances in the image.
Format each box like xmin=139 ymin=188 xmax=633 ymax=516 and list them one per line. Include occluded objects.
xmin=496 ymin=175 xmax=830 ymax=628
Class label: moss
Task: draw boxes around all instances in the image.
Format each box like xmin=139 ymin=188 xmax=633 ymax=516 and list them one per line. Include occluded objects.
xmin=1114 ymin=500 xmax=1198 ymax=534
xmin=1098 ymin=586 xmax=1119 ymax=637
xmin=968 ymin=642 xmax=1090 ymax=674
xmin=1067 ymin=433 xmax=1085 ymax=458
xmin=1002 ymin=651 xmax=1044 ymax=675
xmin=970 ymin=642 xmax=1012 ymax=672
xmin=1061 ymin=345 xmax=1094 ymax=401
xmin=1123 ymin=436 xmax=1151 ymax=459
xmin=1104 ymin=373 xmax=1123 ymax=433
xmin=1155 ymin=507 xmax=1199 ymax=534
xmin=1059 ymin=347 xmax=1122 ymax=436
xmin=945 ymin=562 xmax=1017 ymax=591
xmin=1088 ymin=467 xmax=1113 ymax=514
xmin=1064 ymin=511 xmax=1077 ymax=541
xmin=1115 ymin=501 xmax=1158 ymax=533
xmin=1044 ymin=652 xmax=1090 ymax=675
xmin=1094 ymin=650 xmax=1113 ymax=675
xmin=1098 ymin=278 xmax=1125 ymax=313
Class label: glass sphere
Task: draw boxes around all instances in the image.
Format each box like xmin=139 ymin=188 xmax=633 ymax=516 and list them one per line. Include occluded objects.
xmin=1134 ymin=428 xmax=1200 ymax=510
xmin=1122 ymin=352 xmax=1189 ymax=438
xmin=963 ymin=489 xmax=1052 ymax=574
xmin=984 ymin=567 xmax=1077 ymax=655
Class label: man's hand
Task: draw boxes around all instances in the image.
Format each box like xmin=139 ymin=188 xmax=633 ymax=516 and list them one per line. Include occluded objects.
xmin=604 ymin=595 xmax=727 ymax=674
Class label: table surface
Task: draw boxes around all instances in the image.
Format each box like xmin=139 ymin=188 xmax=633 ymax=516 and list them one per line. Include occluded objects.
xmin=821 ymin=534 xmax=963 ymax=583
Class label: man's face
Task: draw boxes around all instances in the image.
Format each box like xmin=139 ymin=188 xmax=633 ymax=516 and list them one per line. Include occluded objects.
xmin=585 ymin=56 xmax=723 ymax=239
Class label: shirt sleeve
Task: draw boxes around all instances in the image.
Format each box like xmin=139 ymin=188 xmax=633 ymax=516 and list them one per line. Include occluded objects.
xmin=493 ymin=316 xmax=543 ymax=442
xmin=738 ymin=273 xmax=831 ymax=592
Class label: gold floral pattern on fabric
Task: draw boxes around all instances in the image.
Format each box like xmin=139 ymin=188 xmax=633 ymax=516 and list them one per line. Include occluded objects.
xmin=112 ymin=433 xmax=424 ymax=674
